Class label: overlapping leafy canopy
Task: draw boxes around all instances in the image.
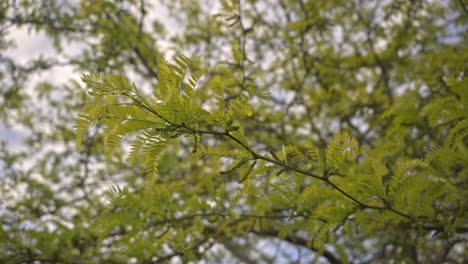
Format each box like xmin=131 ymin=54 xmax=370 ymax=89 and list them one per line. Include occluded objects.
xmin=1 ymin=0 xmax=467 ymax=263
xmin=77 ymin=53 xmax=467 ymax=262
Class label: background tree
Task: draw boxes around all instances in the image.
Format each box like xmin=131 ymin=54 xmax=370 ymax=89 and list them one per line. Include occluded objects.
xmin=1 ymin=0 xmax=467 ymax=263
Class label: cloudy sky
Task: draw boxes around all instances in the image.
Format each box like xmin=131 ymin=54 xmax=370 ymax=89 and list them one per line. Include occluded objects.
xmin=1 ymin=28 xmax=71 ymax=149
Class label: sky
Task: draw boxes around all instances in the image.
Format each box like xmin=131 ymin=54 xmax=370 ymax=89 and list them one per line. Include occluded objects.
xmin=1 ymin=26 xmax=80 ymax=149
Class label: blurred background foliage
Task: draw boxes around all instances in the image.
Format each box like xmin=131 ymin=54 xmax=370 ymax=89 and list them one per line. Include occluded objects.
xmin=0 ymin=0 xmax=467 ymax=263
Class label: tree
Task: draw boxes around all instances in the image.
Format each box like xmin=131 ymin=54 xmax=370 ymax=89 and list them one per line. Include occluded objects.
xmin=1 ymin=0 xmax=467 ymax=263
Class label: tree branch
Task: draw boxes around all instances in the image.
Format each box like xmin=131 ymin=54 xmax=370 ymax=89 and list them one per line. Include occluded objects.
xmin=251 ymin=230 xmax=343 ymax=264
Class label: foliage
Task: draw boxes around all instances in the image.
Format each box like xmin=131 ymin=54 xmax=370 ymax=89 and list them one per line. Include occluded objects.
xmin=1 ymin=0 xmax=467 ymax=263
